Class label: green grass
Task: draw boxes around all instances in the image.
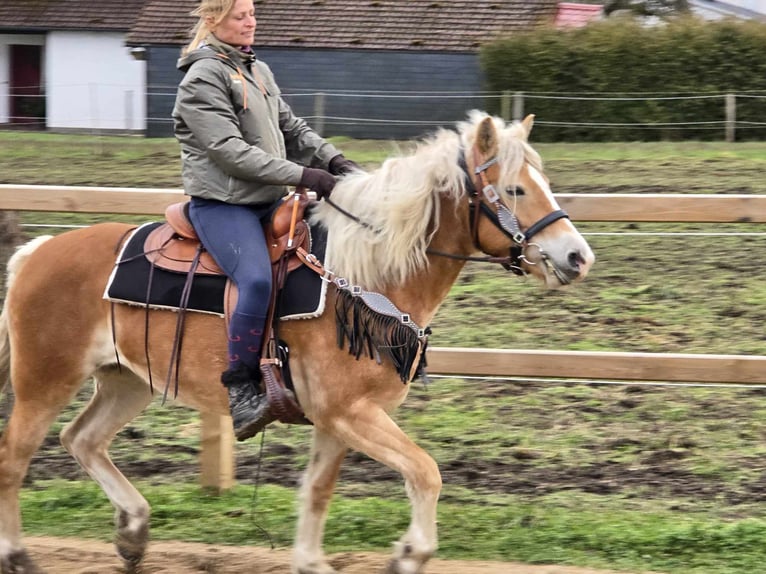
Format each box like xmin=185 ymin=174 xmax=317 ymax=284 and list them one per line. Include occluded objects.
xmin=2 ymin=131 xmax=766 ymax=573
xmin=18 ymin=480 xmax=766 ymax=574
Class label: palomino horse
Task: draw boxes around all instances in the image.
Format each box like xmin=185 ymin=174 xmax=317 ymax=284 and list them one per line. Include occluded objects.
xmin=0 ymin=112 xmax=593 ymax=574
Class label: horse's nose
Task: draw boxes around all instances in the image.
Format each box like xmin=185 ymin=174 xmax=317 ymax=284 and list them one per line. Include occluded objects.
xmin=567 ymin=249 xmax=585 ymax=272
xmin=566 ymin=248 xmax=594 ymax=278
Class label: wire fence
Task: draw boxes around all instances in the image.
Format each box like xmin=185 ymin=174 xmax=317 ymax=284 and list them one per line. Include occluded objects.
xmin=3 ymin=87 xmax=766 ymax=140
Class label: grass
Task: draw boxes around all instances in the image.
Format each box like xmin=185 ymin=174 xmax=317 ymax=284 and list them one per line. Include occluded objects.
xmin=1 ymin=131 xmax=766 ymax=573
xmin=18 ymin=480 xmax=766 ymax=574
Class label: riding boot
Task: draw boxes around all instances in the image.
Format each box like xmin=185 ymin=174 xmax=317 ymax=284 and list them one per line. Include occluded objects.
xmin=221 ymin=363 xmax=276 ymax=441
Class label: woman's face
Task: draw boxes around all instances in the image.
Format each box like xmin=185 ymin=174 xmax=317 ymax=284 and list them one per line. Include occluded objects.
xmin=210 ymin=0 xmax=256 ymax=47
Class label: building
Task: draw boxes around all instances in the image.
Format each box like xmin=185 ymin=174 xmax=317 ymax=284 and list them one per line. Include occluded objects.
xmin=2 ymin=1 xmax=602 ymax=138
xmin=0 ymin=1 xmax=147 ymax=132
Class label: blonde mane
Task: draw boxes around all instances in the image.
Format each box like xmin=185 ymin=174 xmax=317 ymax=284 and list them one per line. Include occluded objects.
xmin=311 ymin=112 xmax=540 ymax=290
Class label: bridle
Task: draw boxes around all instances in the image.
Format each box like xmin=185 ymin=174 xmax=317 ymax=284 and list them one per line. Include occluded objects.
xmin=324 ymin=146 xmax=570 ymax=276
xmin=427 ymin=149 xmax=569 ymax=276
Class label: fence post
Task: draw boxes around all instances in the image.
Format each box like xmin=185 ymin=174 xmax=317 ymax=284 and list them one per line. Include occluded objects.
xmin=125 ymin=90 xmax=133 ymax=133
xmin=725 ymin=93 xmax=736 ymax=143
xmin=314 ymin=92 xmax=325 ymax=137
xmin=500 ymin=91 xmax=511 ymax=121
xmin=512 ymin=92 xmax=524 ymax=121
xmin=199 ymin=412 xmax=235 ymax=491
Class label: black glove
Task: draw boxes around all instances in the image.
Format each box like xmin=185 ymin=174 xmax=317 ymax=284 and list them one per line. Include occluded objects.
xmin=328 ymin=154 xmax=361 ymax=176
xmin=299 ymin=167 xmax=336 ymax=200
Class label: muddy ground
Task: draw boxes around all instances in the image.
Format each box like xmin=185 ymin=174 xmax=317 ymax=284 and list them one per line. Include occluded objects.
xmin=23 ymin=536 xmax=653 ymax=574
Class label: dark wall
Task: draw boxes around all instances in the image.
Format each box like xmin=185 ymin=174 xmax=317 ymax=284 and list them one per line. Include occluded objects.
xmin=145 ymin=45 xmax=186 ymax=138
xmin=145 ymin=46 xmax=484 ymax=139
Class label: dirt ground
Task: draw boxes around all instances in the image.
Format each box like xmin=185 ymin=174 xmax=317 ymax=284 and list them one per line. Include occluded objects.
xmin=24 ymin=536 xmax=653 ymax=574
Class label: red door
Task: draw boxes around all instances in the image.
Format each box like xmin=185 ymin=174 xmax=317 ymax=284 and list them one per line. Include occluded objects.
xmin=10 ymin=45 xmax=43 ymax=125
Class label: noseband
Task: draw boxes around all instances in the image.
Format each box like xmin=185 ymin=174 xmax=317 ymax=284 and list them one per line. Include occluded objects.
xmin=443 ymin=150 xmax=569 ymax=275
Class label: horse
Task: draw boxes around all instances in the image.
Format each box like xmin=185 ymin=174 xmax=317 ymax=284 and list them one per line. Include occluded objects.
xmin=0 ymin=111 xmax=594 ymax=574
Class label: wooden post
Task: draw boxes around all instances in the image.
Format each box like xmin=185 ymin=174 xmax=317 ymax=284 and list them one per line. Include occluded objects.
xmin=500 ymin=90 xmax=511 ymax=121
xmin=314 ymin=92 xmax=326 ymax=137
xmin=725 ymin=93 xmax=736 ymax=143
xmin=512 ymin=92 xmax=524 ymax=121
xmin=199 ymin=412 xmax=236 ymax=491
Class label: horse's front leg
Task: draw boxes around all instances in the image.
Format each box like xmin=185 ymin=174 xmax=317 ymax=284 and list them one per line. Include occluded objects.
xmin=332 ymin=405 xmax=442 ymax=574
xmin=292 ymin=427 xmax=348 ymax=574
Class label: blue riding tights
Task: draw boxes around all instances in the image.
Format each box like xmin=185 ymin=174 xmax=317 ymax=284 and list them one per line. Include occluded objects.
xmin=188 ymin=197 xmax=273 ymax=373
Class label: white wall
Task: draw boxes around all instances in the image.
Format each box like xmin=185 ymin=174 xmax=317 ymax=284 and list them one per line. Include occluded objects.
xmin=46 ymin=31 xmax=146 ymax=131
xmin=0 ymin=34 xmax=45 ymax=123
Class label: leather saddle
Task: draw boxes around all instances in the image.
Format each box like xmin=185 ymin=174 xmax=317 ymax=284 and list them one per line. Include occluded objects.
xmin=144 ymin=195 xmax=311 ymax=278
xmin=142 ymin=193 xmax=314 ymax=426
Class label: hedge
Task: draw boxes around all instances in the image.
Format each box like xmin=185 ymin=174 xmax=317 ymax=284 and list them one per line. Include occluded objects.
xmin=480 ymin=17 xmax=766 ymax=141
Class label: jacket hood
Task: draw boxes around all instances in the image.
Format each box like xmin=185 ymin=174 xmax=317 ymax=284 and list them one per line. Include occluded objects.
xmin=177 ymin=35 xmax=254 ymax=72
xmin=177 ymin=47 xmax=217 ymax=72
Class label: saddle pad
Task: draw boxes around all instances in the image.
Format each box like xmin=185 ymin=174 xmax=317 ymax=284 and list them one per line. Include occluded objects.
xmin=104 ymin=221 xmax=329 ymax=320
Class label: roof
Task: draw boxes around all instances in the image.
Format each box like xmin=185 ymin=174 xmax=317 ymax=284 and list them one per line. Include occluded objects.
xmin=127 ymin=0 xmax=560 ymax=52
xmin=0 ymin=0 xmax=148 ymax=32
xmin=555 ymin=2 xmax=603 ymax=28
xmin=689 ymin=0 xmax=766 ymax=21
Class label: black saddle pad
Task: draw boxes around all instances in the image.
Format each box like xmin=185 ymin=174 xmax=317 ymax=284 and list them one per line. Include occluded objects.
xmin=104 ymin=220 xmax=328 ymax=320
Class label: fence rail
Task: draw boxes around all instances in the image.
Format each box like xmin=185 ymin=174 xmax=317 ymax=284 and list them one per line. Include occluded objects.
xmin=2 ymin=185 xmax=766 ymax=223
xmin=1 ymin=185 xmax=764 ymax=489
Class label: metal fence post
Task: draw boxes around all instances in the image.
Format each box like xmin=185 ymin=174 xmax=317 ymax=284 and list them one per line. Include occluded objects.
xmin=314 ymin=92 xmax=325 ymax=137
xmin=125 ymin=90 xmax=134 ymax=133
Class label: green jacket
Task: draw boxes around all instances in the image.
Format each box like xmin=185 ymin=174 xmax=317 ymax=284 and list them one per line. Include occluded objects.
xmin=172 ymin=37 xmax=340 ymax=206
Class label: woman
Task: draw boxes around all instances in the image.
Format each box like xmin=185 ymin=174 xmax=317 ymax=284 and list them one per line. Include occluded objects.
xmin=172 ymin=0 xmax=358 ymax=441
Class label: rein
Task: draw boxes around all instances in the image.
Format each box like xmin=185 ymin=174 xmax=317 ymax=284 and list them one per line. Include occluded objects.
xmin=325 ymin=197 xmax=378 ymax=232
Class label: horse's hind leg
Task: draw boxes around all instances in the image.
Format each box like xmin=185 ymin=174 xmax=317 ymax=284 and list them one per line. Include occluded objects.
xmin=292 ymin=428 xmax=348 ymax=574
xmin=0 ymin=378 xmax=84 ymax=574
xmin=59 ymin=367 xmax=153 ymax=571
xmin=327 ymin=405 xmax=441 ymax=574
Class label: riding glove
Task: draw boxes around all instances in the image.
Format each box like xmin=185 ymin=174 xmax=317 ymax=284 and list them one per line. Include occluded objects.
xmin=328 ymin=154 xmax=361 ymax=176
xmin=300 ymin=167 xmax=336 ymax=200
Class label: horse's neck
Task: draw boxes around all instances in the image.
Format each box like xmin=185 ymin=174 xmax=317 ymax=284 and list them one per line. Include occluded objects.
xmin=385 ymin=200 xmax=472 ymax=327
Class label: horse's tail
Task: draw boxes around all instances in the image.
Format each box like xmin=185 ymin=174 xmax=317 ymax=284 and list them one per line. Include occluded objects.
xmin=0 ymin=236 xmax=53 ymax=397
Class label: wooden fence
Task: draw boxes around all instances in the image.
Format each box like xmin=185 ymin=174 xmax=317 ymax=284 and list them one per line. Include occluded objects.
xmin=1 ymin=184 xmax=765 ymax=490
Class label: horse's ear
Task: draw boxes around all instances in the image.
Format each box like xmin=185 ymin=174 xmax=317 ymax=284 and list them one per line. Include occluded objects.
xmin=476 ymin=117 xmax=499 ymax=157
xmin=520 ymin=114 xmax=535 ymax=139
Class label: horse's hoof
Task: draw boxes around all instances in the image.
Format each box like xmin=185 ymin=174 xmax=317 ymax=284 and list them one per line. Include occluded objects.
xmin=384 ymin=558 xmax=425 ymax=574
xmin=115 ymin=539 xmax=145 ymax=573
xmin=296 ymin=563 xmax=338 ymax=574
xmin=115 ymin=510 xmax=149 ymax=572
xmin=115 ymin=532 xmax=147 ymax=572
xmin=0 ymin=550 xmax=45 ymax=574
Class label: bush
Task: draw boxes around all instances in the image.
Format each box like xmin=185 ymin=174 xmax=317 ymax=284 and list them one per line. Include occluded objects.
xmin=480 ymin=17 xmax=766 ymax=141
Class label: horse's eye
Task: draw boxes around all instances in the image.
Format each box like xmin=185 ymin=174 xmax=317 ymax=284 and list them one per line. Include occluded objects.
xmin=506 ymin=186 xmax=525 ymax=196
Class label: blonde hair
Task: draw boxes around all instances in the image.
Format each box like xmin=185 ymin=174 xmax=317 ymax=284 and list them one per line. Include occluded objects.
xmin=183 ymin=0 xmax=236 ymax=55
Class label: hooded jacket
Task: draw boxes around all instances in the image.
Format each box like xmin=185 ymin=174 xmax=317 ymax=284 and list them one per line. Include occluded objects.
xmin=172 ymin=36 xmax=340 ymax=206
